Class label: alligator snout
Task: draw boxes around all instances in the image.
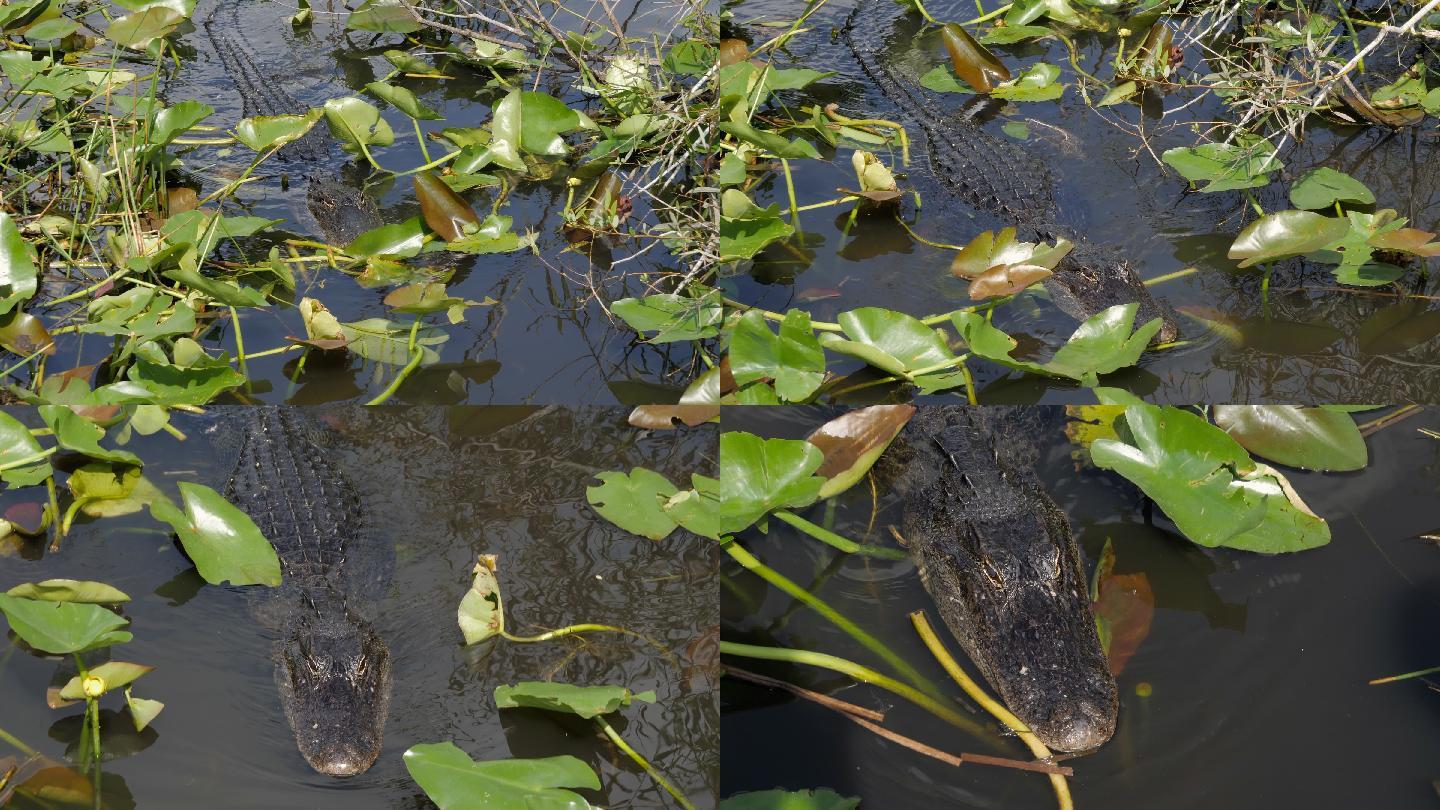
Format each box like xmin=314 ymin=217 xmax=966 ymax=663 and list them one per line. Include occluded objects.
xmin=1037 ymin=697 xmax=1116 ymax=753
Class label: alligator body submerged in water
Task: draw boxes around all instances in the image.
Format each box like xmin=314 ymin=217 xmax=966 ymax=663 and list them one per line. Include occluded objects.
xmin=222 ymin=408 xmax=392 ymax=777
xmin=897 ymin=406 xmax=1117 ymax=752
xmin=202 ymin=0 xmax=384 ymax=244
xmin=842 ymin=0 xmax=1179 ymax=344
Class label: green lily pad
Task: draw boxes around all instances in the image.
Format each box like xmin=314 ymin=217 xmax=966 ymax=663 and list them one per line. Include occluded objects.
xmin=1228 ymin=210 xmax=1351 ymax=268
xmin=148 ymin=483 xmax=282 ymax=586
xmin=1288 ymin=167 xmax=1375 ymax=210
xmin=586 ymin=468 xmax=681 ymax=541
xmin=611 ymin=288 xmax=722 ymax=342
xmin=0 ymin=593 xmax=131 ymax=654
xmin=365 ymin=81 xmax=442 ymax=120
xmin=729 ymin=310 xmax=825 ymax=402
xmin=1090 ymin=402 xmax=1330 ymax=553
xmin=992 ymin=62 xmax=1064 ymax=102
xmin=807 ymin=405 xmax=915 ymax=499
xmin=323 ymin=96 xmax=395 ymax=155
xmin=494 ymin=682 xmax=655 ymax=719
xmin=720 ymin=189 xmax=794 ymax=262
xmin=817 ymin=308 xmax=955 ymax=381
xmin=41 ymin=406 xmax=141 ymax=466
xmin=235 ymin=110 xmax=323 ymax=152
xmin=403 ymin=744 xmax=599 ymax=810
xmin=719 ymin=432 xmax=826 ymax=534
xmin=107 ymin=6 xmax=183 ymax=51
xmin=6 ymin=580 xmax=130 ymax=603
xmin=0 ymin=410 xmax=48 ymax=486
xmin=347 ymin=0 xmax=422 ymax=33
xmin=1210 ymin=405 xmax=1367 ymax=471
xmin=1161 ymin=141 xmax=1281 ymax=193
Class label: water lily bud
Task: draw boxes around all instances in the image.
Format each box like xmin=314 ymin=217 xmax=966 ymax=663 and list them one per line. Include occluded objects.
xmin=83 ymin=675 xmax=105 ymax=698
xmin=1118 ymin=27 xmax=1131 ymax=37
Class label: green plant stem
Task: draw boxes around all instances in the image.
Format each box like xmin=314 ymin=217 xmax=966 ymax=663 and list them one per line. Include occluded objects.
xmin=719 ymin=641 xmax=986 ymax=738
xmin=498 ymin=624 xmax=674 ymax=664
xmin=823 ymin=105 xmax=909 ymax=165
xmin=960 ymin=2 xmax=1012 ymax=25
xmin=365 ymin=320 xmax=424 ymax=405
xmin=911 ymin=611 xmax=1071 ymax=810
xmin=1144 ymin=266 xmax=1198 ymax=286
xmin=595 ymin=716 xmax=696 ymax=810
xmin=0 ymin=447 xmax=56 ymax=473
xmin=771 ymin=509 xmax=907 ymax=560
xmin=721 ymin=540 xmax=945 ymax=702
xmin=0 ymin=724 xmax=37 ymax=755
xmin=412 ymin=118 xmax=432 ymax=163
xmin=230 ymin=306 xmax=249 ymax=388
xmin=781 ymin=158 xmax=801 ymax=228
xmin=912 ymin=0 xmax=940 ymax=24
xmin=1369 ymin=664 xmax=1440 ymax=685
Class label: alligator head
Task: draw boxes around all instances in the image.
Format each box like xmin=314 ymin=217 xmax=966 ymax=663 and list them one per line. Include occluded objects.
xmin=274 ymin=594 xmax=392 ymax=777
xmin=1047 ymin=241 xmax=1180 ymax=345
xmin=904 ymin=413 xmax=1118 ymax=753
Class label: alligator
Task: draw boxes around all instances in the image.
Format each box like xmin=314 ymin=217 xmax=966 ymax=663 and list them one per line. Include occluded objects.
xmin=896 ymin=406 xmax=1117 ymax=752
xmin=842 ymin=0 xmax=1180 ymax=344
xmin=202 ymin=0 xmax=385 ymax=243
xmin=222 ymin=407 xmax=392 ymax=777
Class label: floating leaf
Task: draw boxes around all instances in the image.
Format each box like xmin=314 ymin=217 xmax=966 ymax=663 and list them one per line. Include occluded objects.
xmin=148 ymin=101 xmax=211 ymax=146
xmin=7 ymin=580 xmax=129 ymax=603
xmin=494 ymin=682 xmax=655 ymax=719
xmin=404 ymin=744 xmax=599 ymax=810
xmin=107 ymin=6 xmax=183 ymax=51
xmin=611 ymin=288 xmax=722 ymax=342
xmin=0 ymin=309 xmax=51 ymax=356
xmin=324 ymin=96 xmax=395 ymax=155
xmin=347 ymin=0 xmax=422 ymax=33
xmin=1161 ymin=141 xmax=1281 ymax=192
xmin=806 ymin=405 xmax=915 ymax=499
xmin=729 ymin=310 xmax=825 ymax=402
xmin=627 ymin=369 xmax=721 ymax=429
xmin=147 ymin=483 xmax=282 ymax=586
xmin=586 ymin=468 xmax=680 ymax=541
xmin=365 ymin=81 xmax=442 ymax=120
xmin=458 ymin=554 xmax=503 ymax=645
xmin=0 ymin=594 xmax=130 ymax=653
xmin=720 ymin=189 xmax=794 ymax=261
xmin=719 ymin=432 xmax=825 ymax=534
xmin=992 ymin=62 xmax=1064 ymax=102
xmin=718 ymin=121 xmax=821 ymax=159
xmin=1288 ymin=167 xmax=1375 ymax=210
xmin=817 ymin=308 xmax=955 ymax=381
xmin=235 ymin=109 xmax=323 ymax=152
xmin=1211 ymin=405 xmax=1367 ymax=471
xmin=953 ymin=303 xmax=1159 ymax=384
xmin=41 ymin=406 xmax=141 ymax=466
xmin=1090 ymin=400 xmax=1330 ymax=553
xmin=347 ymin=217 xmax=425 ymax=258
xmin=1228 ymin=210 xmax=1351 ymax=268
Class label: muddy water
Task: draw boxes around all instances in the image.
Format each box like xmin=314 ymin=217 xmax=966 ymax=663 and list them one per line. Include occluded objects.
xmin=0 ymin=406 xmax=718 ymax=808
xmin=725 ymin=0 xmax=1440 ymax=403
xmin=719 ymin=406 xmax=1440 ymax=807
xmin=67 ymin=0 xmax=704 ymax=406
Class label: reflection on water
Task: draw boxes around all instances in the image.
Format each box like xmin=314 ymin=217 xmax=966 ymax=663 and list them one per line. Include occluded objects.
xmin=726 ymin=0 xmax=1440 ymax=403
xmin=720 ymin=406 xmax=1440 ymax=808
xmin=0 ymin=406 xmax=717 ymax=808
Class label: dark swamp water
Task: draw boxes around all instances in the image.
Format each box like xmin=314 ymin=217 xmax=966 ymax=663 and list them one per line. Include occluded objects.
xmin=48 ymin=0 xmax=706 ymax=406
xmin=720 ymin=406 xmax=1440 ymax=808
xmin=723 ymin=0 xmax=1440 ymax=404
xmin=0 ymin=406 xmax=718 ymax=808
